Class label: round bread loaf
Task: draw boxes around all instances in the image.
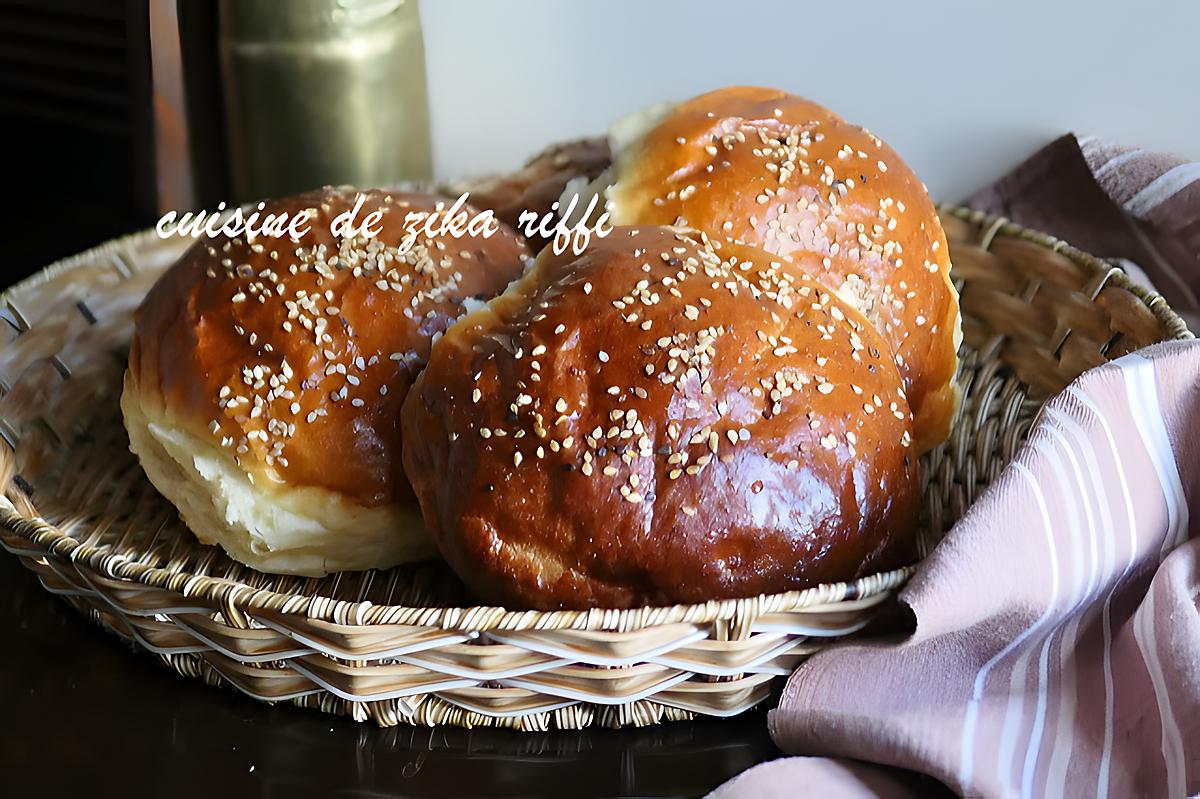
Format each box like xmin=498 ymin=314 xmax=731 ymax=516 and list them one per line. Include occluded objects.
xmin=123 ymin=187 xmax=532 ymax=576
xmin=402 ymin=225 xmax=920 ymax=609
xmin=583 ymin=86 xmax=961 ymax=452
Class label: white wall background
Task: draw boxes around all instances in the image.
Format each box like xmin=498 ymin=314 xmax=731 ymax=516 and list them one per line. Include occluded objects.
xmin=419 ymin=0 xmax=1199 ymax=202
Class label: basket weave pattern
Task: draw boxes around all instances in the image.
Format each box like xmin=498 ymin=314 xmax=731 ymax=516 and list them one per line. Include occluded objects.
xmin=0 ymin=207 xmax=1189 ymax=729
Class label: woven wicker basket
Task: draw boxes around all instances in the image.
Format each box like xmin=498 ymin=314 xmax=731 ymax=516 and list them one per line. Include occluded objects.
xmin=0 ymin=206 xmax=1189 ymax=730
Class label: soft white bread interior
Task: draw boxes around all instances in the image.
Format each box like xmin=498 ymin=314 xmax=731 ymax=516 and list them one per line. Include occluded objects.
xmin=122 ymin=374 xmax=430 ymax=576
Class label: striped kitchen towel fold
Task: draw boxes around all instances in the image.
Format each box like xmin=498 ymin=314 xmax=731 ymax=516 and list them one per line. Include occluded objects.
xmin=714 ymin=341 xmax=1200 ymax=799
xmin=712 ymin=138 xmax=1200 ymax=799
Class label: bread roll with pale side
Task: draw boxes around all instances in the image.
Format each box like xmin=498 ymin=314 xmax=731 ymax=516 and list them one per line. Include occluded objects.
xmin=123 ymin=187 xmax=532 ymax=576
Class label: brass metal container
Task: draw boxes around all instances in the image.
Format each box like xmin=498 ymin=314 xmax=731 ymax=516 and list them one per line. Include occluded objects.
xmin=218 ymin=0 xmax=432 ymax=202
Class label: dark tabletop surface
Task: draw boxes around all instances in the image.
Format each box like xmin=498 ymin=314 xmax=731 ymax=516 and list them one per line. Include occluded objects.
xmin=0 ymin=551 xmax=781 ymax=798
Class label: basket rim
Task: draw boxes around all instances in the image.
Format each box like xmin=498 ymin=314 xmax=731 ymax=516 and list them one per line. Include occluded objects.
xmin=0 ymin=204 xmax=1190 ymax=632
xmin=940 ymin=206 xmax=1192 ymax=342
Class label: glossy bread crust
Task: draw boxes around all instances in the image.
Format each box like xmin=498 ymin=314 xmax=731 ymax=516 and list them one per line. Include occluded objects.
xmin=128 ymin=187 xmax=532 ymax=508
xmin=608 ymin=87 xmax=961 ymax=452
xmin=402 ymin=226 xmax=920 ymax=610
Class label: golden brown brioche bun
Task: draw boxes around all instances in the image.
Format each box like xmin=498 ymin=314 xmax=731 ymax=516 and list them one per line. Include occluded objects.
xmin=402 ymin=226 xmax=920 ymax=610
xmin=595 ymin=86 xmax=961 ymax=452
xmin=124 ymin=187 xmax=532 ymax=576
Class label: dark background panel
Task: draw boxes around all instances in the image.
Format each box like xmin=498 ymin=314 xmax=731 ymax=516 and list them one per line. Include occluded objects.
xmin=1 ymin=0 xmax=157 ymax=285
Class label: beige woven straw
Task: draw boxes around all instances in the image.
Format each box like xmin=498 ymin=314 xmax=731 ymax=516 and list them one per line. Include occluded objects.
xmin=0 ymin=206 xmax=1189 ymax=730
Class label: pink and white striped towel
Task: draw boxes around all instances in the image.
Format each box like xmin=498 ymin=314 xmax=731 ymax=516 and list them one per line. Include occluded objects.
xmin=712 ymin=138 xmax=1200 ymax=798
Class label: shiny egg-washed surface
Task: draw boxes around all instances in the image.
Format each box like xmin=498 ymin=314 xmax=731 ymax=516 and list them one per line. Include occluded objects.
xmin=128 ymin=187 xmax=531 ymax=506
xmin=404 ymin=227 xmax=919 ymax=609
xmin=605 ymin=87 xmax=961 ymax=453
